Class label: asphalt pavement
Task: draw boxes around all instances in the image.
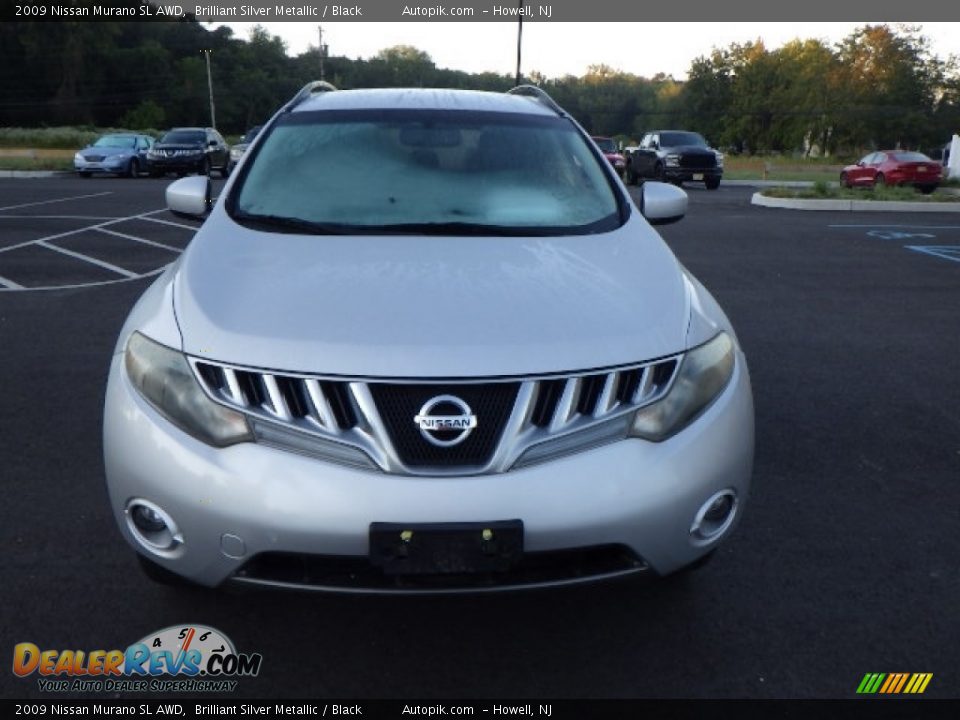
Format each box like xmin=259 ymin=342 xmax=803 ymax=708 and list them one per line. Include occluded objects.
xmin=1 ymin=176 xmax=958 ymax=700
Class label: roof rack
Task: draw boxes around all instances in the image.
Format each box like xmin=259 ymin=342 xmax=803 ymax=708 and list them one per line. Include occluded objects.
xmin=507 ymin=85 xmax=566 ymax=117
xmin=284 ymin=80 xmax=338 ymax=112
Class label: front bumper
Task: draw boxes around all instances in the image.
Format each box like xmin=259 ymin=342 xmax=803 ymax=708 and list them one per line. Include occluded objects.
xmin=75 ymin=158 xmax=130 ymax=175
xmin=147 ymin=156 xmax=206 ymax=174
xmin=664 ymin=168 xmax=722 ymax=183
xmin=104 ymin=350 xmax=754 ymax=592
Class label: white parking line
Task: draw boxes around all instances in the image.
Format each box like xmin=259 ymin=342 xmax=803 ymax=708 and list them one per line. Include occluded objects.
xmin=0 ymin=214 xmax=121 ymax=221
xmin=0 ymin=265 xmax=169 ymax=293
xmin=0 ymin=208 xmax=168 ymax=255
xmin=0 ymin=274 xmax=25 ymax=289
xmin=0 ymin=191 xmax=112 ymax=212
xmin=36 ymin=240 xmax=139 ymax=278
xmin=138 ymin=215 xmax=202 ymax=231
xmin=96 ymin=227 xmax=183 ymax=254
xmin=828 ymin=224 xmax=960 ymax=230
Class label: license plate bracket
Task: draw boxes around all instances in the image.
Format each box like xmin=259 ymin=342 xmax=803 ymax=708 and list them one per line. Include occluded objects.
xmin=693 ymin=173 xmax=704 ymax=180
xmin=370 ymin=520 xmax=523 ymax=575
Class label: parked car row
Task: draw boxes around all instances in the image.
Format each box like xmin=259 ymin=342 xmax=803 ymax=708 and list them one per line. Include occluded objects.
xmin=74 ymin=125 xmax=263 ymax=179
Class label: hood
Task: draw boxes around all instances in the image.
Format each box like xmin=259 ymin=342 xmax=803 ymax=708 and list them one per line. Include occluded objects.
xmin=173 ymin=208 xmax=689 ymax=378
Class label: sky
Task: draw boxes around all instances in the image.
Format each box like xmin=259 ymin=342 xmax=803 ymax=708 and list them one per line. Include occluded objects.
xmin=220 ymin=22 xmax=959 ymax=80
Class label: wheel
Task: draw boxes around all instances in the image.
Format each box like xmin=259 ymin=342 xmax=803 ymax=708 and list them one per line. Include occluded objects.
xmin=654 ymin=163 xmax=665 ymax=182
xmin=705 ymin=177 xmax=721 ymax=190
xmin=219 ymin=162 xmax=231 ymax=178
xmin=199 ymin=157 xmax=211 ymax=176
xmin=839 ymin=172 xmax=850 ymax=188
xmin=626 ymin=166 xmax=637 ymax=185
xmin=919 ymin=185 xmax=936 ymax=195
xmin=875 ymin=173 xmax=886 ymax=188
xmin=127 ymin=158 xmax=139 ymax=178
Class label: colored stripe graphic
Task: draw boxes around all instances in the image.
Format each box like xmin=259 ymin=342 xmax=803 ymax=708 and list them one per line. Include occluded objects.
xmin=857 ymin=673 xmax=932 ymax=694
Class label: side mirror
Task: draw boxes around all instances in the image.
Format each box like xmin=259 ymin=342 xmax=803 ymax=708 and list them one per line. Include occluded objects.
xmin=640 ymin=181 xmax=687 ymax=225
xmin=166 ymin=176 xmax=211 ymax=218
xmin=208 ymin=140 xmax=218 ymax=147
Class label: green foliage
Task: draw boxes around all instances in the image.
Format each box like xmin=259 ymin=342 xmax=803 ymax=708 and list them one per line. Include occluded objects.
xmin=120 ymin=100 xmax=165 ymax=131
xmin=0 ymin=20 xmax=957 ymax=152
xmin=762 ymin=185 xmax=958 ymax=201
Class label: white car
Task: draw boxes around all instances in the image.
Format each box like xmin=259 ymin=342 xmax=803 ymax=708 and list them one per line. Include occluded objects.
xmin=104 ymin=83 xmax=754 ymax=592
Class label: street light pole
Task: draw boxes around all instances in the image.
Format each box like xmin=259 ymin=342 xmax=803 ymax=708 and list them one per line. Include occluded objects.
xmin=515 ymin=2 xmax=523 ymax=86
xmin=202 ymin=49 xmax=216 ymax=128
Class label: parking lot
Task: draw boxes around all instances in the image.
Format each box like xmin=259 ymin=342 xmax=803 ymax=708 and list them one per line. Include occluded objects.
xmin=2 ymin=176 xmax=958 ymax=699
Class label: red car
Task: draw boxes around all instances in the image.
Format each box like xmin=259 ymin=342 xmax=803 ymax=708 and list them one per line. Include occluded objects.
xmin=840 ymin=151 xmax=941 ymax=194
xmin=591 ymin=136 xmax=626 ymax=177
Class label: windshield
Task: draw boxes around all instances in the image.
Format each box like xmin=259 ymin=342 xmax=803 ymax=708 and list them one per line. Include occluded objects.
xmin=660 ymin=132 xmax=707 ymax=147
xmin=593 ymin=137 xmax=617 ymax=154
xmin=93 ymin=135 xmax=136 ymax=148
xmin=231 ymin=109 xmax=621 ymax=235
xmin=161 ymin=130 xmax=205 ymax=145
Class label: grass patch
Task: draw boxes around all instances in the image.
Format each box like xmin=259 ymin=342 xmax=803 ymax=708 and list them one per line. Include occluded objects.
xmin=0 ymin=126 xmax=161 ymax=149
xmin=0 ymin=156 xmax=73 ymax=171
xmin=724 ymin=155 xmax=846 ymax=182
xmin=761 ymin=185 xmax=960 ymax=202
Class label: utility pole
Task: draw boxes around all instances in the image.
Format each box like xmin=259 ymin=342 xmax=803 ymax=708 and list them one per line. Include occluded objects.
xmin=515 ymin=2 xmax=523 ymax=86
xmin=201 ymin=49 xmax=216 ymax=128
xmin=318 ymin=25 xmax=327 ymax=81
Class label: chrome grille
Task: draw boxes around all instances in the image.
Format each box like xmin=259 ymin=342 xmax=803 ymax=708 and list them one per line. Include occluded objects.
xmin=679 ymin=152 xmax=716 ymax=169
xmin=189 ymin=356 xmax=681 ymax=475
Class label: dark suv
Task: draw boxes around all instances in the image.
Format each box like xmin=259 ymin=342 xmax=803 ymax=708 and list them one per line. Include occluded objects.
xmin=627 ymin=130 xmax=723 ymax=189
xmin=147 ymin=127 xmax=230 ymax=178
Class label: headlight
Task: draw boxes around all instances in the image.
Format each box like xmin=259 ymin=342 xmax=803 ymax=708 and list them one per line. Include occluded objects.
xmin=230 ymin=147 xmax=244 ymax=160
xmin=125 ymin=332 xmax=252 ymax=447
xmin=665 ymin=154 xmax=680 ymax=167
xmin=715 ymin=152 xmax=724 ymax=168
xmin=629 ymin=333 xmax=735 ymax=442
xmin=74 ymin=153 xmax=84 ymax=163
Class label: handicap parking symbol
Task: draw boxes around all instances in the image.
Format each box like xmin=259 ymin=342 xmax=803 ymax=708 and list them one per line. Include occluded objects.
xmin=867 ymin=230 xmax=936 ymax=240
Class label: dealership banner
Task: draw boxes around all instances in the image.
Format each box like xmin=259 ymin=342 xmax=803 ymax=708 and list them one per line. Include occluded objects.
xmin=6 ymin=0 xmax=960 ymax=21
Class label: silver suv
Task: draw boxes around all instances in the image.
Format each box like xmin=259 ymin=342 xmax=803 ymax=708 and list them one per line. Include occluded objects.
xmin=104 ymin=83 xmax=754 ymax=592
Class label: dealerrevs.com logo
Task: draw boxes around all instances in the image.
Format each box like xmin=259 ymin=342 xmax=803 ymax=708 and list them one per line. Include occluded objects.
xmin=13 ymin=625 xmax=262 ymax=693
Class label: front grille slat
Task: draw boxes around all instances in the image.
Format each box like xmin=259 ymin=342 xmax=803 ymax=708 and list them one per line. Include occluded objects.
xmin=188 ymin=352 xmax=684 ymax=475
xmin=594 ymin=372 xmax=620 ymax=417
xmin=302 ymin=378 xmax=338 ymax=430
xmin=261 ymin=374 xmax=292 ymax=421
xmin=549 ymin=377 xmax=583 ymax=432
xmin=220 ymin=367 xmax=246 ymax=406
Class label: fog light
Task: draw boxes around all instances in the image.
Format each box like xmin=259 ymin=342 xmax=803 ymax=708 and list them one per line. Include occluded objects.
xmin=690 ymin=489 xmax=738 ymax=544
xmin=131 ymin=505 xmax=166 ymax=533
xmin=125 ymin=499 xmax=183 ymax=555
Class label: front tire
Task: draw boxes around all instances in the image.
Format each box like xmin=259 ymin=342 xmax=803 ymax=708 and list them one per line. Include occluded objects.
xmin=875 ymin=173 xmax=886 ymax=188
xmin=199 ymin=157 xmax=211 ymax=176
xmin=127 ymin=158 xmax=140 ymax=179
xmin=654 ymin=163 xmax=665 ymax=182
xmin=840 ymin=172 xmax=850 ymax=188
xmin=705 ymin=177 xmax=721 ymax=190
xmin=918 ymin=185 xmax=937 ymax=195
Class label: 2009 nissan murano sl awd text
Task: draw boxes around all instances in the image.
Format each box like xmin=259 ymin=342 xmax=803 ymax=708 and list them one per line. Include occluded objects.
xmin=103 ymin=83 xmax=754 ymax=592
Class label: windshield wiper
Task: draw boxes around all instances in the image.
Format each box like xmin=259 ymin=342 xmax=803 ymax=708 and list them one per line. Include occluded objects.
xmin=232 ymin=213 xmax=361 ymax=235
xmin=369 ymin=221 xmax=534 ymax=236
